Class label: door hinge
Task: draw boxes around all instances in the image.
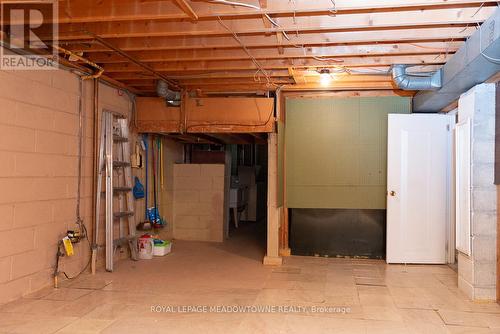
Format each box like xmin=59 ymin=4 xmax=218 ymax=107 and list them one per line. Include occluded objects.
xmin=446 ymin=124 xmax=451 ymax=131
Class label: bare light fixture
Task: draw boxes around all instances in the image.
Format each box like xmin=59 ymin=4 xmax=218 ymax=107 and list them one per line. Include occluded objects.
xmin=319 ymin=69 xmax=332 ymax=86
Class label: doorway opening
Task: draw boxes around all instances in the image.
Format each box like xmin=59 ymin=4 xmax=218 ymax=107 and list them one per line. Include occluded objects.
xmin=228 ymin=143 xmax=268 ymax=257
xmin=181 ymin=138 xmax=268 ymax=258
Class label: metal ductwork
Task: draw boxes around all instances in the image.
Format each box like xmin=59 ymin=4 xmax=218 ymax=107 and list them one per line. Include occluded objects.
xmin=413 ymin=7 xmax=500 ymax=112
xmin=392 ymin=65 xmax=442 ymax=91
xmin=156 ymin=80 xmax=181 ymax=106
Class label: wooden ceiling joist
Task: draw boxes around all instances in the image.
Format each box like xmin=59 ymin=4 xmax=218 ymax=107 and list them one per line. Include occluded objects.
xmin=41 ymin=0 xmax=497 ymax=95
xmin=64 ymin=27 xmax=475 ymax=53
xmin=120 ymin=74 xmax=396 ymax=84
xmin=83 ymin=42 xmax=462 ymax=64
xmin=106 ymin=69 xmax=293 ymax=81
xmin=56 ymin=7 xmax=493 ymax=40
xmin=57 ymin=0 xmax=498 ymax=23
xmin=98 ymin=54 xmax=452 ymax=73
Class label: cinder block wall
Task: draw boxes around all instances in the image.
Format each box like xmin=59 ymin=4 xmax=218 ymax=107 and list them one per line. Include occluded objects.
xmin=173 ymin=164 xmax=224 ymax=242
xmin=457 ymin=83 xmax=497 ymax=300
xmin=0 ymin=63 xmax=132 ymax=304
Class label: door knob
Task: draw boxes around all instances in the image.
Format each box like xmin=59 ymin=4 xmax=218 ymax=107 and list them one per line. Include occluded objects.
xmin=389 ymin=191 xmax=396 ymax=197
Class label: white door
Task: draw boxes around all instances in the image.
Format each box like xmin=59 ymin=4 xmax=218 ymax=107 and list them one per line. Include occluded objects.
xmin=387 ymin=114 xmax=453 ymax=264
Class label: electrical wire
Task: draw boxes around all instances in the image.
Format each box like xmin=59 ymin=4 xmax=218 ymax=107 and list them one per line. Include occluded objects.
xmin=216 ymin=16 xmax=273 ymax=86
xmin=471 ymin=2 xmax=486 ymax=18
xmin=206 ymin=0 xmax=344 ymax=76
xmin=58 ymin=224 xmax=92 ymax=280
xmin=53 ymin=72 xmax=94 ymax=283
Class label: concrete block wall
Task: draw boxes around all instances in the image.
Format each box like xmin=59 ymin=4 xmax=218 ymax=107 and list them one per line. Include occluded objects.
xmin=0 ymin=60 xmax=133 ymax=304
xmin=172 ymin=164 xmax=224 ymax=242
xmin=457 ymin=83 xmax=497 ymax=300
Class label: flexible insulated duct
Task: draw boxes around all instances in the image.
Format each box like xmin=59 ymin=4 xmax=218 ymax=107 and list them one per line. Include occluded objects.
xmin=156 ymin=80 xmax=181 ymax=106
xmin=392 ymin=65 xmax=442 ymax=91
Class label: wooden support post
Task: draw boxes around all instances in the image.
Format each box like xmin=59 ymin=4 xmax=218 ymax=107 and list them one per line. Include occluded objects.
xmin=263 ymin=133 xmax=283 ymax=266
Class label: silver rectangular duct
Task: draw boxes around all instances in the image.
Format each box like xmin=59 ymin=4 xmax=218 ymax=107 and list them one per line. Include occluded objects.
xmin=413 ymin=7 xmax=500 ymax=113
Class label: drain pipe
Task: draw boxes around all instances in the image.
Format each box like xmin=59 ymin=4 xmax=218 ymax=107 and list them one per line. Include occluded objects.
xmin=392 ymin=65 xmax=442 ymax=91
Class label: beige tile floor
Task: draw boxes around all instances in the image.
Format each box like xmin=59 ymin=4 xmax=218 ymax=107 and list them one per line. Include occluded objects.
xmin=1 ymin=224 xmax=500 ymax=333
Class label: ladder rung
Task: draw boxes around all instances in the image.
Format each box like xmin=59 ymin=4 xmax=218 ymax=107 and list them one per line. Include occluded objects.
xmin=113 ymin=161 xmax=131 ymax=168
xmin=114 ymin=211 xmax=134 ymax=218
xmin=114 ymin=186 xmax=132 ymax=192
xmin=113 ymin=135 xmax=128 ymax=142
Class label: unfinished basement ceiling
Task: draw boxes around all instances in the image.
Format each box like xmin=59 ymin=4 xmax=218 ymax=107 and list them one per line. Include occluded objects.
xmin=54 ymin=0 xmax=498 ymax=95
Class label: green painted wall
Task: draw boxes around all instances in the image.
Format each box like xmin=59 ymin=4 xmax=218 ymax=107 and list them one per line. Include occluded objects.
xmin=285 ymin=96 xmax=411 ymax=209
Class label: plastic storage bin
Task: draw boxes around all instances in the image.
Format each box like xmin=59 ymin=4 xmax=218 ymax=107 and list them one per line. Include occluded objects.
xmin=153 ymin=240 xmax=172 ymax=256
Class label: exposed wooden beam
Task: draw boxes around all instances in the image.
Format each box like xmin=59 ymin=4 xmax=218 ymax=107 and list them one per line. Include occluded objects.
xmin=56 ymin=7 xmax=493 ymax=40
xmin=262 ymin=15 xmax=272 ymax=30
xmin=281 ymin=82 xmax=398 ymax=91
xmin=81 ymin=42 xmax=461 ymax=64
xmin=178 ymin=77 xmax=296 ymax=86
xmin=283 ymin=90 xmax=414 ymax=98
xmin=133 ymin=82 xmax=410 ymax=95
xmin=275 ymin=32 xmax=284 ymax=55
xmin=122 ymin=78 xmax=295 ymax=87
xmin=56 ymin=0 xmax=498 ymax=23
xmin=64 ymin=27 xmax=475 ymax=53
xmin=172 ymin=0 xmax=198 ymax=20
xmin=107 ymin=65 xmax=442 ymax=81
xmin=98 ymin=54 xmax=451 ymax=73
xmin=49 ymin=0 xmax=495 ymax=94
xmin=259 ymin=0 xmax=270 ymax=32
xmin=178 ymin=74 xmax=392 ymax=85
xmin=107 ymin=69 xmax=292 ymax=81
xmin=129 ymin=80 xmax=402 ymax=94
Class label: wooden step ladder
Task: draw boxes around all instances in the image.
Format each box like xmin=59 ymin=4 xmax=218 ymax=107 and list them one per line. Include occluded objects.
xmin=92 ymin=110 xmax=137 ymax=273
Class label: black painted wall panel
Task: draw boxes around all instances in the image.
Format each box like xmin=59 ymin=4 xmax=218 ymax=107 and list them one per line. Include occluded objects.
xmin=289 ymin=208 xmax=386 ymax=259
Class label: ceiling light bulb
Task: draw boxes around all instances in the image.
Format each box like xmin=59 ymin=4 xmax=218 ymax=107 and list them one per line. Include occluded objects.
xmin=319 ymin=69 xmax=332 ymax=86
